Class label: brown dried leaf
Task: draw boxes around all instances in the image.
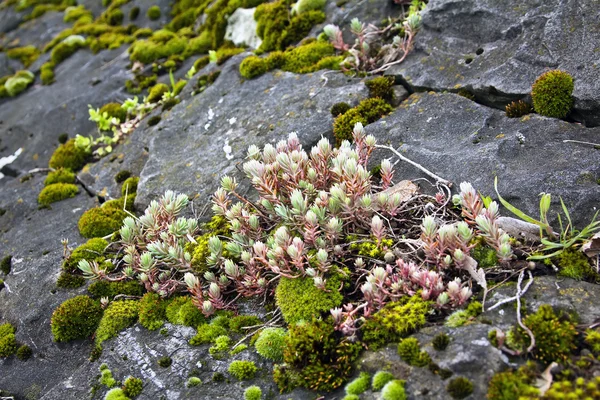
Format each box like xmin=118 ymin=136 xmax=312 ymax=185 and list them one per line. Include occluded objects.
xmin=582 ymin=232 xmax=600 ymax=258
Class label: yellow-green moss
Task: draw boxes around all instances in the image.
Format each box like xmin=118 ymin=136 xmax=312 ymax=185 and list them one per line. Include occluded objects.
xmin=0 ymin=323 xmax=17 ymax=358
xmin=138 ymin=292 xmax=167 ymax=331
xmin=88 ymin=280 xmax=144 ymax=299
xmin=345 ymin=372 xmax=371 ymax=396
xmin=78 ymin=206 xmax=128 ymax=238
xmin=94 ymin=300 xmax=139 ymax=348
xmin=50 ymin=36 xmax=85 ymax=65
xmin=62 ymin=237 xmax=109 ymax=274
xmin=45 ymin=168 xmax=76 ymax=185
xmin=372 ymin=371 xmax=395 ymax=392
xmin=228 ymin=360 xmax=257 ymax=380
xmin=147 ymin=5 xmax=161 ymax=20
xmin=365 ymin=76 xmax=395 ymax=104
xmin=333 ymin=97 xmax=393 ymax=145
xmin=99 ymin=102 xmax=127 ymax=122
xmin=254 ymin=327 xmax=286 ymax=362
xmin=38 ymin=183 xmax=79 ymax=205
xmin=41 ymin=62 xmax=56 ymax=85
xmin=531 ymin=70 xmax=574 ymax=119
xmin=147 ymin=82 xmax=170 ymax=103
xmin=556 ymin=248 xmax=599 ymax=282
xmin=239 ymin=55 xmax=268 ymax=79
xmin=49 ymin=139 xmax=90 ymax=171
xmin=51 ymin=295 xmax=103 ymax=342
xmin=4 ymin=70 xmax=35 ymax=96
xmin=165 ymin=296 xmax=205 ymax=327
xmin=397 ymin=337 xmax=431 ymax=367
xmin=6 ymin=45 xmax=40 ymax=67
xmin=446 ymin=377 xmax=473 ymax=399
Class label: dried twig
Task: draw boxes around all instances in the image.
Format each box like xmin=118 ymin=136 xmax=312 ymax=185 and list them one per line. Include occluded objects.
xmin=563 ymin=139 xmax=600 ymax=147
xmin=376 ymin=144 xmax=453 ymax=187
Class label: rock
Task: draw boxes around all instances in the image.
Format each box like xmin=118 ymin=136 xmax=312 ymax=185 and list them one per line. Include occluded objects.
xmin=365 ymin=92 xmax=600 ymax=227
xmin=225 ymin=8 xmax=262 ymax=50
xmin=391 ymin=84 xmax=410 ymax=107
xmin=387 ymin=0 xmax=600 ymax=127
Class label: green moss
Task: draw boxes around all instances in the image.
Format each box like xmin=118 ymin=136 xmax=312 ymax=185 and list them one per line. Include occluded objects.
xmin=397 ymin=337 xmax=431 ymax=367
xmin=281 ymin=41 xmax=336 ymax=73
xmin=64 ymin=5 xmax=92 ymax=23
xmin=16 ymin=344 xmax=32 ymax=360
xmin=38 ymin=183 xmax=79 ymax=205
xmin=105 ymin=388 xmax=129 ymax=400
xmin=41 ymin=62 xmax=55 ymax=85
xmin=78 ymin=206 xmax=128 ymax=238
xmin=1 ymin=255 xmax=12 ymax=275
xmin=275 ymin=274 xmax=343 ymax=324
xmin=372 ymin=371 xmax=395 ymax=391
xmin=283 ymin=318 xmax=362 ymax=392
xmin=228 ymin=360 xmax=257 ymax=380
xmin=190 ymin=322 xmax=228 ymax=345
xmin=432 ymin=333 xmax=451 ymax=351
xmin=331 ymin=102 xmax=351 ymax=117
xmin=58 ymin=133 xmax=69 ymax=144
xmin=215 ymin=46 xmax=244 ymax=65
xmin=184 ymin=31 xmax=212 ymax=57
xmin=486 ymin=362 xmax=539 ymax=400
xmin=147 ymin=5 xmax=161 ymax=20
xmin=333 ymin=97 xmax=393 ymax=146
xmin=4 ymin=70 xmax=35 ymax=96
xmin=113 ymin=170 xmax=131 ymax=184
xmin=428 ymin=362 xmax=453 ymax=380
xmin=292 ymin=0 xmax=326 ymax=14
xmin=544 ymin=377 xmax=600 ymax=399
xmin=56 ymin=272 xmax=86 ymax=288
xmin=129 ymin=35 xmax=187 ymax=64
xmin=230 ymin=315 xmax=261 ymax=333
xmin=165 ymin=296 xmax=205 ymax=327
xmin=381 ymin=380 xmax=407 ymax=400
xmin=365 ymin=76 xmax=395 ymax=104
xmin=531 ymin=70 xmax=574 ymax=118
xmin=345 ymin=372 xmax=370 ymax=395
xmin=239 ymin=55 xmax=268 ymax=79
xmin=101 ymin=367 xmax=117 ymax=387
xmin=254 ymin=327 xmax=286 ymax=362
xmin=584 ymin=329 xmax=600 ymax=355
xmin=147 ymin=83 xmax=169 ymax=103
xmin=50 ymin=36 xmax=85 ymax=65
xmin=120 ymin=176 xmax=139 ymax=196
xmin=51 ymin=295 xmax=103 ymax=342
xmin=95 ymin=300 xmax=139 ymax=349
xmin=107 ymin=8 xmax=124 ymax=25
xmin=556 ymin=247 xmax=599 ymax=282
xmin=0 ymin=323 xmax=17 ymax=358
xmin=470 ymin=241 xmax=498 ymax=269
xmin=122 ymin=376 xmax=143 ymax=397
xmin=62 ymin=237 xmax=108 ymax=274
xmin=45 ymin=168 xmax=76 ymax=186
xmin=0 ymin=279 xmax=4 ymax=291
xmin=49 ymin=139 xmax=90 ymax=171
xmin=446 ymin=377 xmax=473 ymax=399
xmin=505 ymin=100 xmax=533 ymax=118
xmin=209 ymin=334 xmax=231 ymax=357
xmin=361 ymin=295 xmax=430 ymax=350
xmin=6 ymin=45 xmax=40 ymax=67
xmin=99 ymin=102 xmax=127 ymax=122
xmin=187 ymin=376 xmax=202 ymax=387
xmin=129 ymin=6 xmax=139 ymax=20
xmin=244 ymin=386 xmax=262 ymax=400
xmin=445 ymin=301 xmax=482 ymax=328
xmin=138 ymin=293 xmax=167 ymax=331
xmin=157 ymin=356 xmax=172 ymax=367
xmin=189 ymin=215 xmax=229 ymax=273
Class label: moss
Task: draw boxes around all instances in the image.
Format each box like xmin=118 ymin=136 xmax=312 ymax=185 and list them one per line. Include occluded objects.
xmin=281 ymin=41 xmax=336 ymax=73
xmin=107 ymin=8 xmax=124 ymax=25
xmin=446 ymin=377 xmax=473 ymax=399
xmin=230 ymin=315 xmax=261 ymax=333
xmin=512 ymin=304 xmax=577 ymax=365
xmin=187 ymin=376 xmax=202 ymax=387
xmin=0 ymin=279 xmax=4 ymax=291
xmin=49 ymin=139 xmax=90 ymax=171
xmin=282 ymin=318 xmax=362 ymax=392
xmin=239 ymin=55 xmax=268 ymax=79
xmin=56 ymin=272 xmax=86 ymax=288
xmin=292 ymin=0 xmax=326 ymax=14
xmin=95 ymin=300 xmax=139 ymax=349
xmin=64 ymin=5 xmax=93 ymax=23
xmin=228 ymin=360 xmax=257 ymax=380
xmin=531 ymin=70 xmax=574 ymax=118
xmin=556 ymin=247 xmax=599 ymax=282
xmin=397 ymin=337 xmax=431 ymax=367
xmin=432 ymin=333 xmax=451 ymax=351
xmin=38 ymin=183 xmax=79 ymax=205
xmin=45 ymin=168 xmax=76 ymax=186
xmin=333 ymin=98 xmax=392 ymax=145
xmin=428 ymin=362 xmax=453 ymax=380
xmin=6 ymin=45 xmax=40 ymax=67
xmin=0 ymin=323 xmax=17 ymax=358
xmin=184 ymin=31 xmax=213 ymax=57
xmin=50 ymin=36 xmax=85 ymax=65
xmin=584 ymin=328 xmax=600 ymax=355
xmin=486 ymin=362 xmax=539 ymax=400
xmin=157 ymin=356 xmax=172 ymax=367
xmin=331 ymin=102 xmax=351 ymax=117
xmin=544 ymin=377 xmax=600 ymax=399
xmin=128 ymin=6 xmax=139 ymax=20
xmin=345 ymin=372 xmax=370 ymax=395
xmin=1 ymin=255 xmax=12 ymax=275
xmin=255 ymin=327 xmax=286 ymax=362
xmin=275 ymin=273 xmax=343 ymax=324
xmin=121 ymin=376 xmax=142 ymax=397
xmin=105 ymin=388 xmax=129 ymax=400
xmin=445 ymin=301 xmax=482 ymax=328
xmin=165 ymin=296 xmax=206 ymax=327
xmin=147 ymin=5 xmax=161 ymax=20
xmin=51 ymin=295 xmax=103 ymax=342
xmin=78 ymin=206 xmax=128 ymax=238
xmin=212 ymin=372 xmax=225 ymax=382
xmin=101 ymin=368 xmax=116 ymax=387
xmin=365 ymin=76 xmax=395 ymax=104
xmin=113 ymin=170 xmax=131 ymax=184
xmin=16 ymin=344 xmax=32 ymax=360
xmin=381 ymin=380 xmax=407 ymax=400
xmin=62 ymin=237 xmax=108 ymax=274
xmin=189 ymin=215 xmax=229 ymax=273
xmin=457 ymin=89 xmax=475 ymax=101
xmin=361 ymin=295 xmax=430 ymax=350
xmin=100 ymin=102 xmax=127 ymax=122
xmin=215 ymin=46 xmax=244 ymax=65
xmin=138 ymin=293 xmax=167 ymax=331
xmin=505 ymin=100 xmax=533 ymax=118
xmin=194 ymin=55 xmax=211 ymax=71
xmin=147 ymin=115 xmax=161 ymax=126
xmin=102 ymin=194 xmax=135 ymax=211
xmin=41 ymin=62 xmax=56 ymax=85
xmin=471 ymin=242 xmax=498 ymax=268
xmin=372 ymin=371 xmax=395 ymax=391
xmin=244 ymin=386 xmax=262 ymax=400
xmin=4 ymin=70 xmax=35 ymax=96
xmin=190 ymin=322 xmax=228 ymax=345
xmin=58 ymin=133 xmax=69 ymax=144
xmin=209 ymin=334 xmax=231 ymax=357
xmin=147 ymin=83 xmax=169 ymax=103
xmin=129 ymin=34 xmax=187 ymax=64
xmin=121 ymin=176 xmax=139 ymax=195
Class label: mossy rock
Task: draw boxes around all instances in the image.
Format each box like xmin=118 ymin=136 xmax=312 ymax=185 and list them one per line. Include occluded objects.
xmin=51 ymin=295 xmax=103 ymax=342
xmin=62 ymin=237 xmax=108 ymax=274
xmin=38 ymin=183 xmax=79 ymax=205
xmin=78 ymin=207 xmax=128 ymax=238
xmin=531 ymin=69 xmax=574 ymax=119
xmin=49 ymin=139 xmax=90 ymax=171
xmin=44 ymin=168 xmax=76 ymax=186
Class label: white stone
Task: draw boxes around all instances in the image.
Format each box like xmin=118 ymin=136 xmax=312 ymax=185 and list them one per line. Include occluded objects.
xmin=225 ymin=8 xmax=262 ymax=49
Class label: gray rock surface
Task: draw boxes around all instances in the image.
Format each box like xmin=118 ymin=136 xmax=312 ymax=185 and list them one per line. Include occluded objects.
xmin=387 ymin=0 xmax=600 ymax=126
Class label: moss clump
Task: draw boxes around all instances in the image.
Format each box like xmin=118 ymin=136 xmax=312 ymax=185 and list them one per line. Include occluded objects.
xmin=345 ymin=372 xmax=370 ymax=395
xmin=16 ymin=344 xmax=32 ymax=360
xmin=372 ymin=371 xmax=395 ymax=391
xmin=331 ymin=102 xmax=351 ymax=117
xmin=446 ymin=377 xmax=473 ymax=399
xmin=432 ymin=333 xmax=451 ymax=351
xmin=505 ymin=100 xmax=533 ymax=118
xmin=147 ymin=5 xmax=161 ymax=20
xmin=239 ymin=56 xmax=268 ymax=79
xmin=1 ymin=255 xmax=12 ymax=275
xmin=275 ymin=273 xmax=343 ymax=324
xmin=56 ymin=273 xmax=86 ymax=288
xmin=281 ymin=318 xmax=362 ymax=392
xmin=556 ymin=247 xmax=599 ymax=282
xmin=365 ymin=76 xmax=395 ymax=104
xmin=470 ymin=242 xmax=498 ymax=269
xmin=230 ymin=315 xmax=261 ymax=333
xmin=51 ymin=295 xmax=103 ymax=342
xmin=531 ymin=70 xmax=574 ymax=118
xmin=292 ymin=0 xmax=326 ymax=14
xmin=397 ymin=337 xmax=431 ymax=367
xmin=157 ymin=356 xmax=172 ymax=367
xmin=0 ymin=323 xmax=17 ymax=358
xmin=41 ymin=62 xmax=55 ymax=85
xmin=99 ymin=102 xmax=127 ymax=122
xmin=114 ymin=170 xmax=131 ymax=184
xmin=107 ymin=8 xmax=124 ymax=25
xmin=6 ymin=45 xmax=40 ymax=68
xmin=584 ymin=328 xmax=600 ymax=355
xmin=187 ymin=376 xmax=202 ymax=387
xmin=513 ymin=304 xmax=577 ymax=365
xmin=545 ymin=377 xmax=600 ymax=399
xmin=244 ymin=386 xmax=262 ymax=400
xmin=255 ymin=327 xmax=286 ymax=362
xmin=38 ymin=183 xmax=79 ymax=205
xmin=129 ymin=33 xmax=187 ymax=64
xmin=50 ymin=35 xmax=85 ymax=65
xmin=95 ymin=300 xmax=139 ymax=349
xmin=190 ymin=322 xmax=228 ymax=345
xmin=129 ymin=6 xmax=139 ymax=20
xmin=58 ymin=133 xmax=69 ymax=144
xmin=104 ymin=388 xmax=128 ymax=400
xmin=486 ymin=362 xmax=539 ymax=400
xmin=333 ymin=97 xmax=393 ymax=145
xmin=281 ymin=41 xmax=337 ymax=73
xmin=121 ymin=176 xmax=139 ymax=196
xmin=4 ymin=70 xmax=35 ymax=96
xmin=445 ymin=301 xmax=482 ymax=328
xmin=62 ymin=237 xmax=108 ymax=274
xmin=147 ymin=83 xmax=169 ymax=103
xmin=361 ymin=295 xmax=430 ymax=350
xmin=78 ymin=206 xmax=128 ymax=238
xmin=138 ymin=293 xmax=167 ymax=331
xmin=214 ymin=46 xmax=244 ymax=65
xmin=228 ymin=360 xmax=257 ymax=380
xmin=381 ymin=380 xmax=407 ymax=400
xmin=101 ymin=192 xmax=135 ymax=211
xmin=49 ymin=139 xmax=89 ymax=171
xmin=45 ymin=168 xmax=76 ymax=186
xmin=189 ymin=215 xmax=230 ymax=273
xmin=88 ymin=280 xmax=143 ymax=299
xmin=165 ymin=296 xmax=205 ymax=327
xmin=209 ymin=334 xmax=231 ymax=357
xmin=122 ymin=376 xmax=143 ymax=397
